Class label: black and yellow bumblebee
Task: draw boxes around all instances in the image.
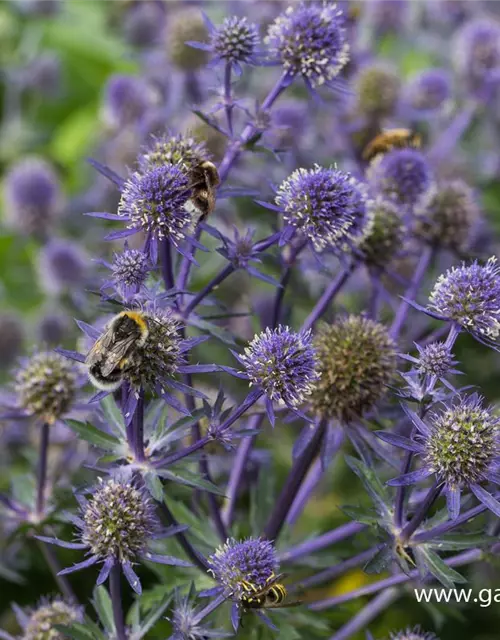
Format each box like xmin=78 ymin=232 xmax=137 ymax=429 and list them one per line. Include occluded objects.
xmin=239 ymin=573 xmax=301 ymax=611
xmin=186 ymin=160 xmax=220 ymax=222
xmin=85 ymin=310 xmax=149 ymax=391
xmin=362 ymin=128 xmax=422 ymax=162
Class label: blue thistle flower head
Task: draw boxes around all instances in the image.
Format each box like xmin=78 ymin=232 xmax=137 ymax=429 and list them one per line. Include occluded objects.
xmin=170 ymin=588 xmax=230 ymax=640
xmin=138 ymin=133 xmax=209 ymax=173
xmin=118 ymin=164 xmax=194 ymax=257
xmin=428 ymin=257 xmax=500 ymax=345
xmin=239 ymin=326 xmax=319 ymax=408
xmin=38 ymin=239 xmax=88 ymax=295
xmin=3 ymin=157 xmax=63 ymax=236
xmin=209 ymin=16 xmax=260 ymax=67
xmin=39 ymin=476 xmax=192 ymax=593
xmin=122 ymin=0 xmax=166 ymax=48
xmin=19 ymin=598 xmax=84 ymax=640
xmin=265 ymin=2 xmax=349 ymax=89
xmin=368 ymin=148 xmax=432 ymax=208
xmin=415 ymin=342 xmax=456 ymax=378
xmin=110 ymin=247 xmax=150 ymax=299
xmin=388 ymin=394 xmax=500 ymax=520
xmin=403 ymin=69 xmax=451 ymax=117
xmin=454 ymin=18 xmax=500 ymax=101
xmin=275 ymin=165 xmax=371 ymax=252
xmin=208 ymin=537 xmax=278 ymax=599
xmin=102 ymin=74 xmax=157 ymax=128
xmin=354 ymin=62 xmax=401 ymax=119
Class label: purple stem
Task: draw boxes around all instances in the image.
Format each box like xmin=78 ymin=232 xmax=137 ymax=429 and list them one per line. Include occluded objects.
xmin=153 ymin=435 xmax=211 ymax=468
xmin=192 ymin=592 xmax=228 ymax=625
xmin=264 ymin=418 xmax=327 ymax=541
xmin=221 ymin=414 xmax=264 ymax=528
xmin=328 ymin=588 xmax=400 ymax=640
xmin=389 ymin=246 xmax=434 ymax=340
xmin=302 ymin=263 xmax=355 ymax=333
xmin=400 ymin=480 xmax=443 ymax=542
xmin=38 ymin=540 xmax=76 ymax=602
xmin=133 ymin=389 xmax=145 ymax=462
xmin=160 ymin=239 xmax=175 ymax=293
xmin=218 ymin=71 xmax=292 ymax=183
xmin=310 ymin=549 xmax=482 ymax=610
xmin=110 ymin=563 xmax=127 ymax=640
xmin=36 ymin=422 xmax=50 ymax=516
xmin=285 ymin=458 xmax=323 ymax=526
xmin=292 ymin=546 xmax=383 ymax=592
xmin=413 ymin=495 xmax=500 ymax=543
xmin=279 ymin=521 xmax=365 ymax=563
xmin=159 ymin=500 xmax=209 ymax=572
xmin=224 ymin=63 xmax=233 ymax=137
xmin=428 ymin=102 xmax=477 ymax=165
xmin=183 ymin=264 xmax=234 ymax=318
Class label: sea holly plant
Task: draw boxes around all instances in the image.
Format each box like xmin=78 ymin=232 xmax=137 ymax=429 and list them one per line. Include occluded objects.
xmin=2 ymin=2 xmax=500 ymax=640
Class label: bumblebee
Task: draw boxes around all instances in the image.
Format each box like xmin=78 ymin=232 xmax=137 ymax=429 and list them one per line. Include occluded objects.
xmin=186 ymin=160 xmax=220 ymax=221
xmin=240 ymin=573 xmax=301 ymax=611
xmin=362 ymin=128 xmax=421 ymax=162
xmin=85 ymin=311 xmax=149 ymax=391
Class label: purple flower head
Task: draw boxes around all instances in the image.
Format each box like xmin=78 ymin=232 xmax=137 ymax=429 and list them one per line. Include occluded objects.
xmin=403 ymin=69 xmax=451 ymax=117
xmin=390 ymin=627 xmax=439 ymax=640
xmin=117 ymin=164 xmax=193 ymax=256
xmin=122 ymin=0 xmax=166 ymax=48
xmin=388 ymin=395 xmax=500 ymax=520
xmin=366 ymin=0 xmax=409 ymax=36
xmin=138 ymin=133 xmax=209 ymax=173
xmin=36 ymin=312 xmax=68 ymax=346
xmin=415 ymin=342 xmax=456 ymax=378
xmin=265 ymin=2 xmax=349 ymax=88
xmin=170 ymin=589 xmax=229 ymax=640
xmin=239 ymin=326 xmax=320 ymax=408
xmin=428 ymin=257 xmax=500 ymax=345
xmin=3 ymin=157 xmax=63 ymax=236
xmin=17 ymin=598 xmax=83 ymax=640
xmin=208 ymin=16 xmax=260 ymax=67
xmin=454 ymin=18 xmax=500 ymax=101
xmin=38 ymin=239 xmax=88 ymax=295
xmin=110 ymin=247 xmax=150 ymax=298
xmin=208 ymin=537 xmax=278 ymax=599
xmin=357 ymin=195 xmax=405 ymax=269
xmin=102 ymin=74 xmax=158 ymax=128
xmin=414 ymin=179 xmax=480 ymax=252
xmin=14 ymin=351 xmax=77 ymax=424
xmin=275 ymin=165 xmax=371 ymax=252
xmin=167 ymin=7 xmax=209 ymax=71
xmin=310 ymin=316 xmax=397 ymax=421
xmin=368 ymin=148 xmax=432 ymax=208
xmin=39 ymin=477 xmax=192 ymax=593
xmin=0 ymin=312 xmax=24 ymax=367
xmin=22 ymin=53 xmax=61 ymax=98
xmin=354 ymin=62 xmax=401 ymax=119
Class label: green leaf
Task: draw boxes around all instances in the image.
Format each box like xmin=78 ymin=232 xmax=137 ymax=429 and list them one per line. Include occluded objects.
xmin=414 ymin=546 xmax=467 ymax=588
xmin=157 ymin=468 xmax=226 ymax=497
xmin=150 ymin=408 xmax=206 ymax=453
xmin=11 ymin=473 xmax=36 ymax=510
xmin=363 ymin=545 xmax=392 ymax=575
xmin=143 ymin=472 xmax=164 ymax=502
xmin=100 ymin=395 xmax=127 ymax=439
xmin=54 ymin=621 xmax=103 ymax=640
xmin=0 ymin=561 xmax=25 ymax=584
xmin=50 ymin=107 xmax=98 ymax=168
xmin=428 ymin=534 xmax=493 ymax=551
xmin=188 ymin=317 xmax=236 ymax=345
xmin=340 ymin=505 xmax=380 ymax=526
xmin=166 ymin=499 xmax=220 ymax=549
xmin=250 ymin=463 xmax=276 ymax=536
xmin=344 ymin=456 xmax=391 ymax=517
xmin=65 ymin=419 xmax=122 ymax=451
xmin=92 ymin=585 xmax=115 ymax=634
xmin=130 ymin=593 xmax=173 ymax=640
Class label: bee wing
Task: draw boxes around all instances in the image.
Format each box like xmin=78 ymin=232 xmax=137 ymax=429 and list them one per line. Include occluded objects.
xmin=264 ymin=600 xmax=302 ymax=609
xmin=98 ymin=335 xmax=139 ymax=376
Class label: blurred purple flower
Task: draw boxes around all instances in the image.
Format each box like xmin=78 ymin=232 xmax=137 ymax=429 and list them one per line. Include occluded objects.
xmin=102 ymin=74 xmax=159 ymax=129
xmin=38 ymin=239 xmax=88 ymax=296
xmin=265 ymin=1 xmax=349 ymax=89
xmin=402 ymin=69 xmax=452 ymax=118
